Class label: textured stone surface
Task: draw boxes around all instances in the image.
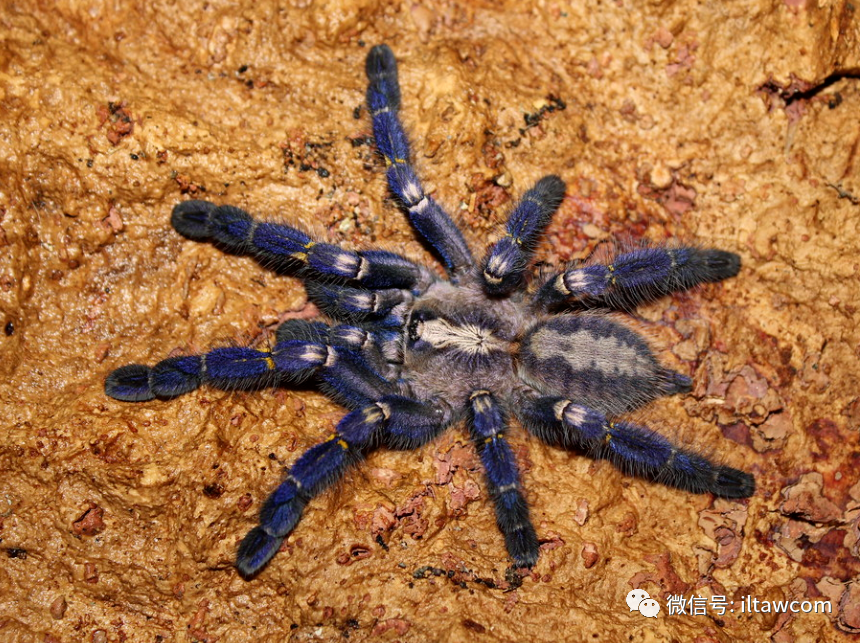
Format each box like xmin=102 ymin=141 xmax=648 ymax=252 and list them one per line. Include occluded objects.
xmin=1 ymin=1 xmax=859 ymax=641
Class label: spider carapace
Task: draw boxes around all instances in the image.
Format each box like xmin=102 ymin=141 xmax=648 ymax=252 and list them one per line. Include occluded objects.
xmin=106 ymin=45 xmax=754 ymax=578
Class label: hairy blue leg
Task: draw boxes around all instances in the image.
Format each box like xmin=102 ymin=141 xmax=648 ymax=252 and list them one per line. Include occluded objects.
xmin=236 ymin=391 xmax=451 ymax=578
xmin=329 ymin=324 xmax=402 ymax=364
xmin=305 ymin=281 xmax=409 ymax=321
xmin=534 ymin=246 xmax=741 ymax=310
xmin=373 ymin=302 xmax=411 ymax=331
xmin=277 ymin=318 xmax=401 ymax=379
xmin=378 ymin=395 xmax=451 ymax=450
xmin=468 ymin=391 xmax=539 ymax=567
xmin=170 ymin=201 xmax=425 ymax=290
xmin=328 ymin=325 xmax=402 ymax=381
xmin=482 ymin=176 xmax=566 ymax=295
xmin=105 ymin=317 xmax=401 ymax=407
xmin=366 ymin=44 xmax=474 ymax=274
xmin=236 ymin=404 xmax=386 ymax=578
xmin=277 ymin=319 xmax=400 ymax=367
xmin=318 ymin=347 xmax=397 ymax=409
xmin=105 ymin=318 xmax=335 ymax=401
xmin=359 ymin=250 xmax=430 ymax=290
xmin=104 ymin=364 xmax=157 ymax=402
xmin=104 ymin=339 xmax=330 ymax=401
xmin=518 ymin=396 xmax=755 ymax=499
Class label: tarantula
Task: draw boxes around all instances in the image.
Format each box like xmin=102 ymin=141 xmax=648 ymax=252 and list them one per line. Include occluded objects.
xmin=105 ymin=45 xmax=754 ymax=578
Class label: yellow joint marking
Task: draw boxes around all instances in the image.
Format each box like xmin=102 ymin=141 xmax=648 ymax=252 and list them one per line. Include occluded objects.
xmin=304 ymin=240 xmax=317 ymax=250
xmin=604 ymin=422 xmax=614 ymax=443
xmin=337 ymin=438 xmax=349 ymax=450
xmin=291 ymin=252 xmax=308 ymax=263
xmin=384 ymin=157 xmax=392 ymax=167
xmin=469 ymin=390 xmax=491 ymax=400
xmin=393 ymin=157 xmax=406 ymax=164
xmin=504 ymin=232 xmax=524 ymax=246
xmin=607 ymin=264 xmax=615 ymax=272
xmin=484 ymin=437 xmax=493 ymax=444
xmin=264 ymin=357 xmax=275 ymax=370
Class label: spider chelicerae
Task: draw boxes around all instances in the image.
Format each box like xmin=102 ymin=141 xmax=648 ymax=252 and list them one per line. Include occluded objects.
xmin=105 ymin=44 xmax=755 ymax=578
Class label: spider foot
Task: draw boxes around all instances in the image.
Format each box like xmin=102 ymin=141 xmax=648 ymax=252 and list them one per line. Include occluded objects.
xmin=366 ymin=44 xmax=401 ymax=113
xmin=236 ymin=527 xmax=284 ymax=579
xmin=104 ymin=364 xmax=156 ymax=402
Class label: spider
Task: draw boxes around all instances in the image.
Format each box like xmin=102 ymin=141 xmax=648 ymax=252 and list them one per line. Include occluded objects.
xmin=105 ymin=44 xmax=755 ymax=578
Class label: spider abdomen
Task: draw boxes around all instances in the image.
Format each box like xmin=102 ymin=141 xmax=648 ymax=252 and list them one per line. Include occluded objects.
xmin=518 ymin=315 xmax=690 ymax=416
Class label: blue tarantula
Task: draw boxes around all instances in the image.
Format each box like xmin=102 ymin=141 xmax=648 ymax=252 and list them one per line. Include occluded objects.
xmin=105 ymin=45 xmax=754 ymax=578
